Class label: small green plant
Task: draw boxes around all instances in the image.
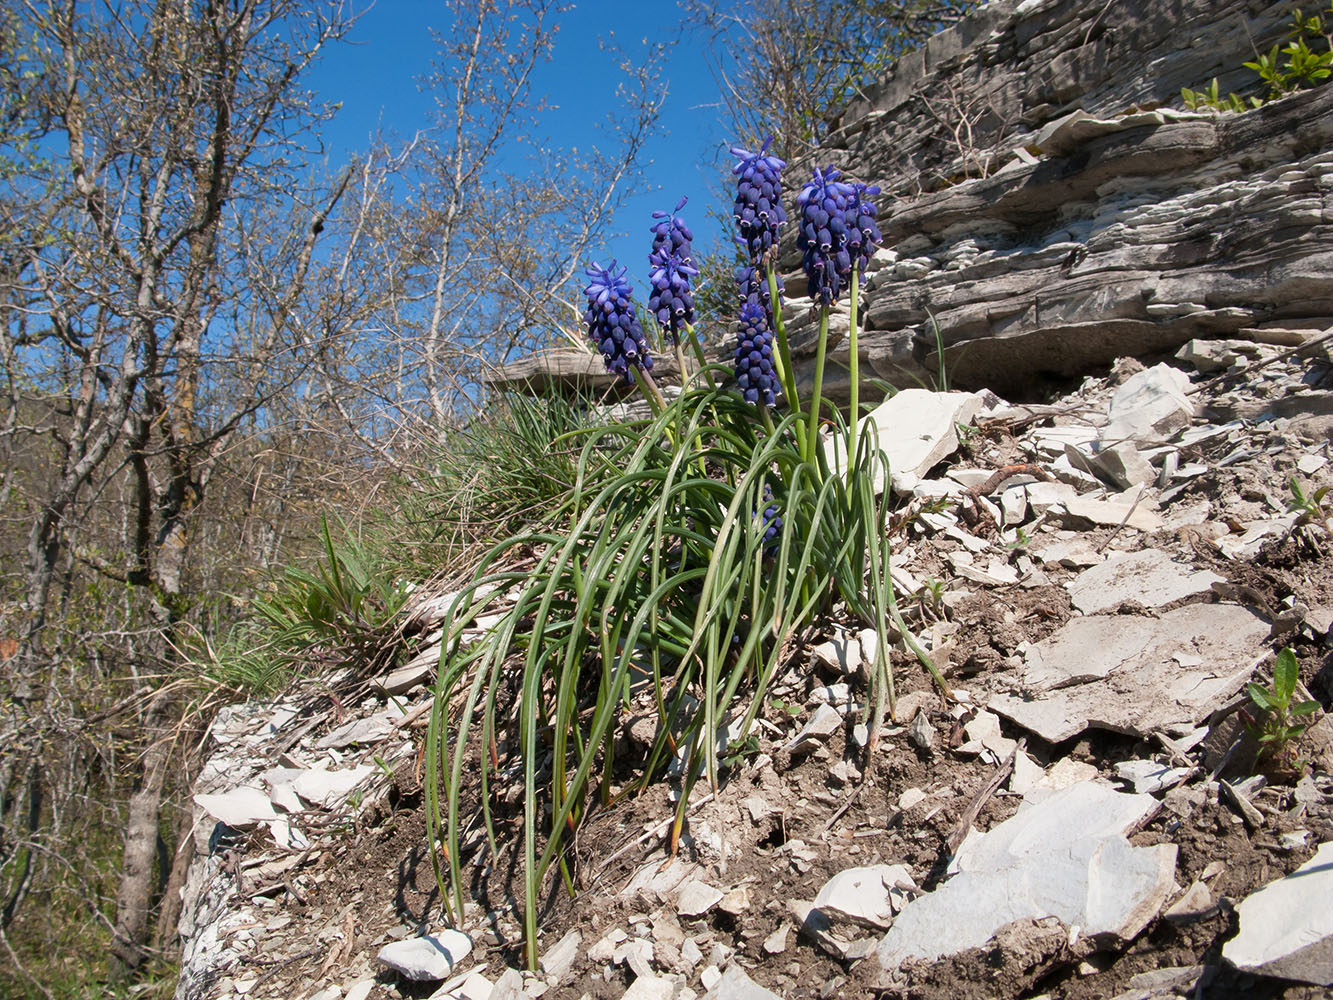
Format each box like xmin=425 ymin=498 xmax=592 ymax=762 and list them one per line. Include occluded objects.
xmin=1183 ymin=4 xmax=1333 ymax=111
xmin=1246 ymin=6 xmax=1333 ymax=99
xmin=1180 ymin=77 xmax=1257 ymax=112
xmin=1243 ymin=648 xmax=1320 ymax=761
xmin=1287 ymin=475 xmax=1332 ymax=536
xmin=251 ymin=516 xmax=411 ymax=663
xmin=915 ymin=577 xmax=948 ymax=619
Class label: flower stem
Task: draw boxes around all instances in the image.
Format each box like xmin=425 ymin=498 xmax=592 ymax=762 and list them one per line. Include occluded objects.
xmin=636 ymin=366 xmax=669 ymax=418
xmin=848 ymin=268 xmax=861 ymax=481
xmin=803 ymin=307 xmax=830 ymax=468
xmin=684 ymin=324 xmax=716 ymax=390
xmin=766 ymin=266 xmax=806 ymax=458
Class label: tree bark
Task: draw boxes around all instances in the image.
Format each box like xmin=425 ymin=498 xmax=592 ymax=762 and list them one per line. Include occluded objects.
xmin=110 ymin=691 xmax=176 ymax=974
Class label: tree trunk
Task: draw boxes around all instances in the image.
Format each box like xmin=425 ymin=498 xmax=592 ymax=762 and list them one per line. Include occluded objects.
xmin=110 ymin=692 xmax=176 ymax=974
xmin=152 ymin=790 xmax=197 ymax=956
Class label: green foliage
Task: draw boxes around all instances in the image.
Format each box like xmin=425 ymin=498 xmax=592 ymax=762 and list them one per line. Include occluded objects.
xmin=1244 ymin=648 xmax=1321 ymax=760
xmin=1180 ymin=77 xmax=1259 ymax=113
xmin=420 ymin=394 xmax=599 ymax=539
xmin=239 ymin=517 xmax=410 ymax=676
xmin=1287 ymin=475 xmax=1332 ymax=536
xmin=424 ymin=377 xmax=937 ymax=968
xmin=1182 ymin=4 xmax=1333 ymax=111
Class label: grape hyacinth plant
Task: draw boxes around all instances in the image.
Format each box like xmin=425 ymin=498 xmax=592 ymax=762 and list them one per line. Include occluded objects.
xmin=731 ymin=138 xmax=787 ymax=264
xmin=733 ymin=301 xmax=778 ymax=409
xmin=583 ymin=261 xmax=667 ymax=410
xmin=647 ymin=197 xmax=698 ymax=342
xmin=426 ymin=139 xmax=942 ymax=974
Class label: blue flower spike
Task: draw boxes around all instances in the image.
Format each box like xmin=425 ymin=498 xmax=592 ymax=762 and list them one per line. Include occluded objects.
xmin=647 ymin=197 xmax=698 ymax=345
xmin=584 ymin=262 xmax=654 ymax=384
xmin=733 ymin=301 xmax=778 ymax=409
xmin=731 ymin=138 xmax=787 ymax=265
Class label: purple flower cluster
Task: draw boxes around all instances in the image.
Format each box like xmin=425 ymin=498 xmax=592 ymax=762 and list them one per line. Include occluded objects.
xmin=735 ymin=261 xmax=783 ymax=315
xmin=796 ymin=167 xmax=883 ymax=306
xmin=647 ymin=198 xmax=698 ymax=344
xmin=584 ymin=262 xmax=653 ymax=383
xmin=845 ymin=182 xmax=882 ymax=276
xmin=731 ymin=139 xmax=787 ymax=265
xmin=758 ymin=485 xmax=782 ymax=557
xmin=796 ymin=167 xmax=855 ymax=306
xmin=733 ymin=302 xmax=777 ymax=408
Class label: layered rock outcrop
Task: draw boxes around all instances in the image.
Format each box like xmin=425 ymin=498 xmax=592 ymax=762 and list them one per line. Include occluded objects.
xmin=494 ymin=0 xmax=1333 ymax=403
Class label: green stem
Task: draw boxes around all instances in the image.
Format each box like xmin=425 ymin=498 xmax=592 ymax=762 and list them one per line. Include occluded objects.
xmin=636 ymin=366 xmax=669 ymax=416
xmin=684 ymin=324 xmax=716 ymax=390
xmin=847 ymin=268 xmax=861 ymax=482
xmin=803 ymin=307 xmax=830 ymax=468
xmin=766 ymin=266 xmax=807 ymax=458
xmin=674 ymin=339 xmax=692 ymax=392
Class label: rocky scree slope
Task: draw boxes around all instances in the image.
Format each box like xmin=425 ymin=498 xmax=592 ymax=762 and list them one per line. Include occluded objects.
xmin=175 ymin=330 xmax=1333 ymax=1000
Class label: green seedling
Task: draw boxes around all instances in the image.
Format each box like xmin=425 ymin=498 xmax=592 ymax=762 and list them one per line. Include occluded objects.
xmin=1243 ymin=648 xmax=1320 ymax=761
xmin=1287 ymin=475 xmax=1332 ymax=536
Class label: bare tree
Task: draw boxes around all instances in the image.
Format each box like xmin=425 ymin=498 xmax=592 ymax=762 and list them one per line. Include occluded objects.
xmin=0 ymin=0 xmax=665 ymax=986
xmin=682 ymin=0 xmax=977 ymax=151
xmin=0 ymin=0 xmax=363 ymax=973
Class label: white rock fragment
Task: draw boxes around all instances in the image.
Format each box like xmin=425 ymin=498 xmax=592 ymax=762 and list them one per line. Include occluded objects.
xmin=539 ymin=929 xmax=581 ymax=980
xmin=701 ymin=963 xmax=786 ymax=999
xmin=813 ymin=865 xmax=916 ymax=929
xmin=1114 ymin=759 xmax=1190 ymax=795
xmin=194 ymin=786 xmax=278 ymax=828
xmin=377 ymin=930 xmax=473 ymax=982
xmin=1059 ymin=489 xmax=1163 ymax=533
xmin=784 ymin=703 xmax=842 ymax=750
xmin=676 ymin=880 xmax=724 ymax=918
xmin=990 ymin=603 xmax=1268 ymax=743
xmin=1164 ymin=881 xmax=1215 ymax=922
xmin=1008 ymin=750 xmax=1045 ymax=796
xmin=762 ymin=926 xmax=789 ymax=954
xmin=292 ymin=765 xmax=376 ymax=810
xmin=908 ymin=712 xmax=935 ymax=751
xmin=957 ymin=710 xmax=1016 ymax=763
xmin=1066 ymin=549 xmax=1222 ymax=614
xmin=811 ymin=637 xmax=861 ymax=675
xmin=1102 ymin=363 xmax=1194 ymax=446
xmin=1224 ymin=840 xmax=1333 ymax=985
xmin=621 ymin=973 xmax=678 ymax=1000
xmin=1297 ymin=453 xmax=1328 ymax=475
xmin=315 ymin=706 xmax=402 ymax=749
xmin=877 ymin=782 xmax=1176 ymax=967
xmin=344 ymin=981 xmax=374 ymax=1000
xmin=377 ymin=649 xmax=436 ymax=695
xmin=825 ymin=389 xmax=985 ymax=494
xmin=613 ymin=938 xmax=654 ymax=979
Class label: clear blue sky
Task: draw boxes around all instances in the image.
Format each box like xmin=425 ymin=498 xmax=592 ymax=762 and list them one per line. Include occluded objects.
xmin=306 ymin=0 xmax=737 ymax=299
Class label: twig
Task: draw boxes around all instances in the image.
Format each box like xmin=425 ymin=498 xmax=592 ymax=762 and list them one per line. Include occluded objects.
xmin=594 ymin=791 xmax=716 ymax=878
xmin=823 ymin=780 xmax=867 ymax=833
xmin=946 ymin=739 xmax=1024 ymax=855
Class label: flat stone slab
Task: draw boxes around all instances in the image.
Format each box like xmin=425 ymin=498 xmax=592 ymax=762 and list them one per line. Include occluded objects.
xmin=1224 ymin=840 xmax=1333 ymax=985
xmin=290 ymin=764 xmax=376 ymax=809
xmin=812 ymin=865 xmax=915 ymax=929
xmin=376 ymin=930 xmax=472 ymax=981
xmin=1066 ymin=549 xmax=1222 ymax=614
xmin=826 ymin=388 xmax=983 ymax=494
xmin=1102 ymin=363 xmax=1194 ymax=446
xmin=194 ymin=786 xmax=278 ymax=828
xmin=702 ymin=963 xmax=785 ymax=999
xmin=989 ymin=604 xmax=1268 ymax=743
xmin=877 ymin=782 xmax=1176 ymax=969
